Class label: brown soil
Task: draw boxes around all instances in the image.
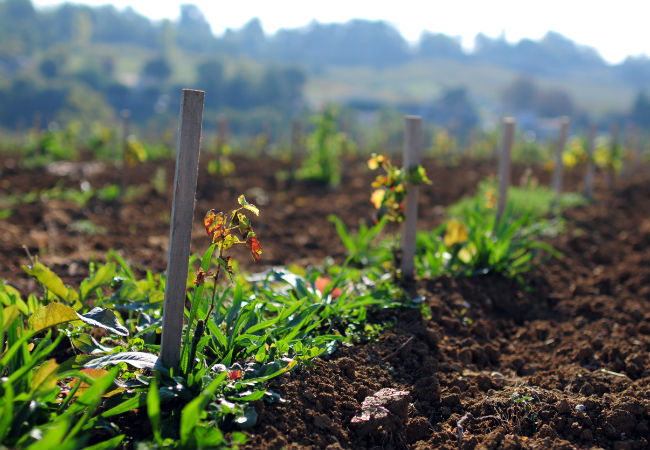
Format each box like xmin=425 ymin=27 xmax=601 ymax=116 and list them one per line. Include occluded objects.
xmin=1 ymin=153 xmax=648 ymax=450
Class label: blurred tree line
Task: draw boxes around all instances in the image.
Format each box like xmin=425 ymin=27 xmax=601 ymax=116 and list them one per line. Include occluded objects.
xmin=0 ymin=0 xmax=307 ymax=130
xmin=0 ymin=0 xmax=647 ymax=135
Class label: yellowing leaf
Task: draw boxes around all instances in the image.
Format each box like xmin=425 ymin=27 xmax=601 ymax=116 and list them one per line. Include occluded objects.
xmin=444 ymin=219 xmax=468 ymax=247
xmin=29 ymin=302 xmax=79 ymax=333
xmin=204 ymin=210 xmax=227 ymax=242
xmin=23 ymin=262 xmax=79 ymax=306
xmin=370 ymin=189 xmax=385 ymax=209
xmin=458 ymin=242 xmax=477 ymax=263
xmin=238 ymin=194 xmax=259 ymax=216
xmin=31 ymin=359 xmax=59 ymax=393
xmin=2 ymin=305 xmax=20 ymax=330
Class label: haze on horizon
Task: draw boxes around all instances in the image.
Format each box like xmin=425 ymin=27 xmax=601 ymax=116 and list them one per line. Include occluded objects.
xmin=32 ymin=0 xmax=650 ymax=65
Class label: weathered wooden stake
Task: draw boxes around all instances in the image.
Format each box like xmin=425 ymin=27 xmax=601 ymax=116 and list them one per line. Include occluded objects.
xmin=496 ymin=117 xmax=515 ymax=225
xmin=583 ymin=123 xmax=597 ymax=200
xmin=400 ymin=116 xmax=423 ymax=281
xmin=608 ymin=123 xmax=619 ymax=188
xmin=551 ymin=117 xmax=570 ymax=202
xmin=160 ymin=89 xmax=205 ymax=369
xmin=217 ymin=114 xmax=229 ymax=146
xmin=120 ymin=110 xmax=130 ymax=199
xmin=290 ymin=117 xmax=302 ymax=178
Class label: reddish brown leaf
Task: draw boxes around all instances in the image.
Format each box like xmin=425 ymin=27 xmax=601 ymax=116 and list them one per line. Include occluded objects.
xmin=246 ymin=235 xmax=262 ymax=262
xmin=194 ymin=268 xmax=206 ymax=287
xmin=204 ymin=210 xmax=229 ymax=243
xmin=228 ymin=369 xmax=243 ymax=380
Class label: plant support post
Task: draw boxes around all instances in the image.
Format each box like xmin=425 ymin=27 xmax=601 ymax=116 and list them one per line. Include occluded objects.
xmin=584 ymin=123 xmax=597 ymax=200
xmin=160 ymin=89 xmax=205 ymax=369
xmin=496 ymin=117 xmax=515 ymax=225
xmin=120 ymin=109 xmax=130 ymax=200
xmin=400 ymin=116 xmax=423 ymax=281
xmin=551 ymin=117 xmax=570 ymax=206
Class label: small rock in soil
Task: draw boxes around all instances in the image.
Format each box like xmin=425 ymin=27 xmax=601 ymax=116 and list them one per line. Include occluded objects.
xmin=350 ymin=388 xmax=410 ymax=436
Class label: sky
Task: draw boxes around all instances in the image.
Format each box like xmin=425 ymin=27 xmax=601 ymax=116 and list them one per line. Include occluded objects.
xmin=32 ymin=0 xmax=650 ymax=64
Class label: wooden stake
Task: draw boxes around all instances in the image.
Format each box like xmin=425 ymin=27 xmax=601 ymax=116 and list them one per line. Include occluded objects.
xmin=217 ymin=114 xmax=229 ymax=146
xmin=583 ymin=123 xmax=597 ymax=200
xmin=400 ymin=116 xmax=423 ymax=281
xmin=160 ymin=90 xmax=205 ymax=369
xmin=290 ymin=117 xmax=302 ymax=179
xmin=120 ymin=110 xmax=130 ymax=199
xmin=552 ymin=117 xmax=570 ymax=197
xmin=608 ymin=123 xmax=619 ymax=188
xmin=496 ymin=117 xmax=515 ymax=225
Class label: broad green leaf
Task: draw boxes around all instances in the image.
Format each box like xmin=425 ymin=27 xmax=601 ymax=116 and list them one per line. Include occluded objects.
xmin=84 ymin=352 xmax=161 ymax=370
xmin=23 ymin=262 xmax=79 ymax=306
xmin=29 ymin=303 xmax=79 ymax=333
xmin=0 ymin=281 xmax=28 ymax=315
xmin=180 ymin=373 xmax=226 ymax=449
xmin=233 ymin=406 xmax=258 ymax=429
xmin=79 ymin=263 xmax=116 ymax=301
xmin=31 ymin=358 xmax=59 ymax=393
xmin=2 ymin=305 xmax=20 ymax=331
xmin=77 ymin=307 xmax=129 ymax=336
xmin=70 ymin=333 xmax=113 ymax=354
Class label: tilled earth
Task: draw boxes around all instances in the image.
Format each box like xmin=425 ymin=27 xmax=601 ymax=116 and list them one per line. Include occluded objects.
xmin=1 ymin=153 xmax=648 ymax=450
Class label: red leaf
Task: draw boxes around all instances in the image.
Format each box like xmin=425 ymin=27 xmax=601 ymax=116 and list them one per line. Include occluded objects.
xmin=228 ymin=369 xmax=243 ymax=380
xmin=246 ymin=235 xmax=262 ymax=262
xmin=204 ymin=210 xmax=228 ymax=243
xmin=194 ymin=268 xmax=206 ymax=286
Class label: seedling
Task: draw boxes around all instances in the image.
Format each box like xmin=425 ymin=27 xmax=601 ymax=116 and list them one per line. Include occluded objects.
xmin=201 ymin=194 xmax=262 ymax=319
xmin=367 ymin=153 xmax=431 ymax=224
xmin=366 ymin=152 xmax=430 ymax=281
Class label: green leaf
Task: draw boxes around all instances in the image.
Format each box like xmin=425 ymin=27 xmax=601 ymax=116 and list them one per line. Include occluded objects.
xmin=180 ymin=373 xmax=226 ymax=449
xmin=84 ymin=352 xmax=162 ymax=371
xmin=23 ymin=262 xmax=79 ymax=306
xmin=80 ymin=435 xmax=125 ymax=450
xmin=77 ymin=307 xmax=129 ymax=336
xmin=70 ymin=333 xmax=113 ymax=354
xmin=147 ymin=379 xmax=162 ymax=445
xmin=1 ymin=305 xmax=20 ymax=332
xmin=80 ymin=263 xmax=116 ymax=301
xmin=234 ymin=406 xmax=258 ymax=430
xmin=0 ymin=379 xmax=13 ymax=441
xmin=29 ymin=303 xmax=79 ymax=333
xmin=100 ymin=393 xmax=145 ymax=418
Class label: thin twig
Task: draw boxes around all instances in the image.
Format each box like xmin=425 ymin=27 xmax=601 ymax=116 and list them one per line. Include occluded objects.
xmin=382 ymin=336 xmax=414 ymax=361
xmin=457 ymin=412 xmax=500 ymax=446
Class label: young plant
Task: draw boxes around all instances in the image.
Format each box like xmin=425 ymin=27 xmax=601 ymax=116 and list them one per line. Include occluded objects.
xmin=367 ymin=153 xmax=431 ymax=224
xmin=365 ymin=153 xmax=431 ymax=278
xmin=297 ymin=107 xmax=355 ymax=186
xmin=181 ymin=194 xmax=262 ymax=375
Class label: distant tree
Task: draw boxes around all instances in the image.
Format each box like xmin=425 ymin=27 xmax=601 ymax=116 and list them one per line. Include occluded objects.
xmin=433 ymin=87 xmax=479 ymax=136
xmin=418 ymin=32 xmax=464 ymax=59
xmin=534 ymin=88 xmax=573 ymax=117
xmin=142 ymin=57 xmax=171 ymax=83
xmin=501 ymin=76 xmax=538 ymax=112
xmin=176 ymin=4 xmax=214 ymax=52
xmin=195 ymin=59 xmax=225 ymax=108
xmin=38 ymin=58 xmax=59 ymax=79
xmin=629 ymin=91 xmax=650 ymax=130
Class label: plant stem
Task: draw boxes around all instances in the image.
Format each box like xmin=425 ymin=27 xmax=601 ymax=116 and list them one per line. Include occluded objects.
xmin=205 ymin=242 xmax=225 ymax=321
